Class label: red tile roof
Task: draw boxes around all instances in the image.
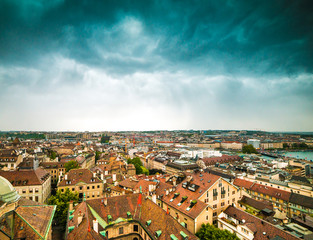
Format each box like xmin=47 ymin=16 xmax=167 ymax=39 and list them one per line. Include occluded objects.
xmin=233 ymin=178 xmax=254 ymax=189
xmin=58 ymin=169 xmax=102 ymax=187
xmin=222 ymin=206 xmax=299 ymax=240
xmin=0 ymin=168 xmax=50 ymax=186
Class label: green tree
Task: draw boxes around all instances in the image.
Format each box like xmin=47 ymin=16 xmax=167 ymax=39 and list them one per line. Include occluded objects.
xmin=50 ymin=151 xmax=57 ymax=160
xmin=64 ymin=160 xmax=80 ymax=172
xmin=242 ymin=144 xmax=258 ymax=154
xmin=47 ymin=189 xmax=79 ymax=226
xmin=95 ymin=151 xmax=101 ymax=161
xmin=141 ymin=166 xmax=149 ymax=175
xmin=196 ymin=223 xmax=239 ymax=240
xmin=283 ymin=143 xmax=289 ymax=149
xmin=127 ymin=157 xmax=146 ymax=175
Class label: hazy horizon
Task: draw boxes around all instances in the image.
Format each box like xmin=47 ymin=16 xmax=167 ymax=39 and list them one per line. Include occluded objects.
xmin=1 ymin=1 xmax=312 ymax=131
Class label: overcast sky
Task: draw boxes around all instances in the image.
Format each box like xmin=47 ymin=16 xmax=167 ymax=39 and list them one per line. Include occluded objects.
xmin=0 ymin=0 xmax=312 ymax=131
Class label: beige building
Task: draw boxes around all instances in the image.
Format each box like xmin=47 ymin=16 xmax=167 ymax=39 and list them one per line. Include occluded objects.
xmin=221 ymin=141 xmax=243 ymax=150
xmin=0 ymin=149 xmax=23 ymax=170
xmin=260 ymin=142 xmax=283 ymax=149
xmin=0 ymin=168 xmax=51 ymax=203
xmin=40 ymin=162 xmax=66 ymax=184
xmin=161 ymin=172 xmax=240 ymax=234
xmin=58 ymin=168 xmax=103 ymax=200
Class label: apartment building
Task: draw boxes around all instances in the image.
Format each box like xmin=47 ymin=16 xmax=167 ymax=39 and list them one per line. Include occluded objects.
xmin=234 ymin=178 xmax=290 ymax=214
xmin=0 ymin=149 xmax=23 ymax=170
xmin=40 ymin=162 xmax=66 ymax=184
xmin=0 ymin=168 xmax=51 ymax=203
xmin=161 ymin=171 xmax=240 ymax=234
xmin=218 ymin=206 xmax=299 ymax=240
xmin=58 ymin=168 xmax=103 ymax=200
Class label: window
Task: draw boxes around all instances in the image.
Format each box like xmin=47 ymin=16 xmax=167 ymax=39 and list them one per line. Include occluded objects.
xmin=232 ymin=191 xmax=235 ymax=195
xmin=213 ymin=212 xmax=217 ymax=217
xmin=72 ymin=188 xmax=75 ymax=191
xmin=79 ymin=187 xmax=83 ymax=190
xmin=35 ymin=188 xmax=39 ymax=193
xmin=119 ymin=227 xmax=124 ymax=235
xmin=206 ymin=215 xmax=209 ymax=220
xmin=97 ymin=185 xmax=100 ymax=188
xmin=87 ymin=186 xmax=90 ymax=190
xmin=133 ymin=225 xmax=139 ymax=232
xmin=35 ymin=196 xmax=39 ymax=202
xmin=213 ymin=204 xmax=217 ymax=209
xmin=221 ymin=202 xmax=225 ymax=206
xmin=92 ymin=186 xmax=95 ymax=189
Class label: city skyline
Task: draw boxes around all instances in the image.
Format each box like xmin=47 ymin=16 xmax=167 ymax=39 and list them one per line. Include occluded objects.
xmin=0 ymin=1 xmax=312 ymax=131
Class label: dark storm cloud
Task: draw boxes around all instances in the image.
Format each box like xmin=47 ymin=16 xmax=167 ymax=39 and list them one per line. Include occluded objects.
xmin=1 ymin=0 xmax=312 ymax=75
xmin=0 ymin=0 xmax=312 ymax=131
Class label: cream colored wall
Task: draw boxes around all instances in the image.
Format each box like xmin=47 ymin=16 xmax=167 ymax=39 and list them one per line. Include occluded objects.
xmin=162 ymin=201 xmax=196 ymax=234
xmin=198 ymin=179 xmax=239 ymax=223
xmin=58 ymin=182 xmax=103 ymax=199
xmin=105 ymin=222 xmax=152 ymax=240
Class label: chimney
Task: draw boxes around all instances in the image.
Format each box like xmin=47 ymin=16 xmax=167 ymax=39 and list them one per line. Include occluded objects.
xmin=77 ymin=211 xmax=83 ymax=225
xmin=103 ymin=198 xmax=107 ymax=206
xmin=93 ymin=219 xmax=98 ymax=233
xmin=166 ymin=190 xmax=169 ymax=196
xmin=112 ymin=174 xmax=116 ymax=182
xmin=65 ymin=174 xmax=68 ymax=180
xmin=93 ymin=172 xmax=96 ymax=178
xmin=101 ymin=173 xmax=104 ymax=180
xmin=105 ymin=170 xmax=108 ymax=175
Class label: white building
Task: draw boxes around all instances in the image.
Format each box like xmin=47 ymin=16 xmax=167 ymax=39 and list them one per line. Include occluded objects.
xmin=247 ymin=139 xmax=260 ymax=149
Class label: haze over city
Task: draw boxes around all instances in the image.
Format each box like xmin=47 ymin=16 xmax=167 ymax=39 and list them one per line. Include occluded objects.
xmin=0 ymin=0 xmax=312 ymax=131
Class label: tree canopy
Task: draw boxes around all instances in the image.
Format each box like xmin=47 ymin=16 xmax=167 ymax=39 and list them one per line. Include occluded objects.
xmin=47 ymin=188 xmax=79 ymax=226
xmin=242 ymin=144 xmax=258 ymax=154
xmin=196 ymin=223 xmax=239 ymax=240
xmin=127 ymin=157 xmax=149 ymax=175
xmin=50 ymin=151 xmax=57 ymax=160
xmin=64 ymin=160 xmax=80 ymax=172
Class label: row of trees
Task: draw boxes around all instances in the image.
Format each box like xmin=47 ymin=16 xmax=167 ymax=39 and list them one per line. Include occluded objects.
xmin=127 ymin=157 xmax=149 ymax=175
xmin=283 ymin=142 xmax=312 ymax=149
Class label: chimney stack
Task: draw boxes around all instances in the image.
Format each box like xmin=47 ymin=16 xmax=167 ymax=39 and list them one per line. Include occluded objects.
xmin=112 ymin=174 xmax=116 ymax=182
xmin=101 ymin=173 xmax=104 ymax=180
xmin=65 ymin=174 xmax=68 ymax=180
xmin=103 ymin=198 xmax=107 ymax=206
xmin=77 ymin=211 xmax=83 ymax=225
xmin=93 ymin=172 xmax=96 ymax=178
xmin=93 ymin=219 xmax=98 ymax=233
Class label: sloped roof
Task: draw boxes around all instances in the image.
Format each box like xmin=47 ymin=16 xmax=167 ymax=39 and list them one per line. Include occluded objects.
xmin=289 ymin=192 xmax=313 ymax=209
xmin=223 ymin=206 xmax=299 ymax=240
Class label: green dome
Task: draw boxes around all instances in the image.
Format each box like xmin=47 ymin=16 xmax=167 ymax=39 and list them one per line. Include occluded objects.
xmin=0 ymin=176 xmax=20 ymax=203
